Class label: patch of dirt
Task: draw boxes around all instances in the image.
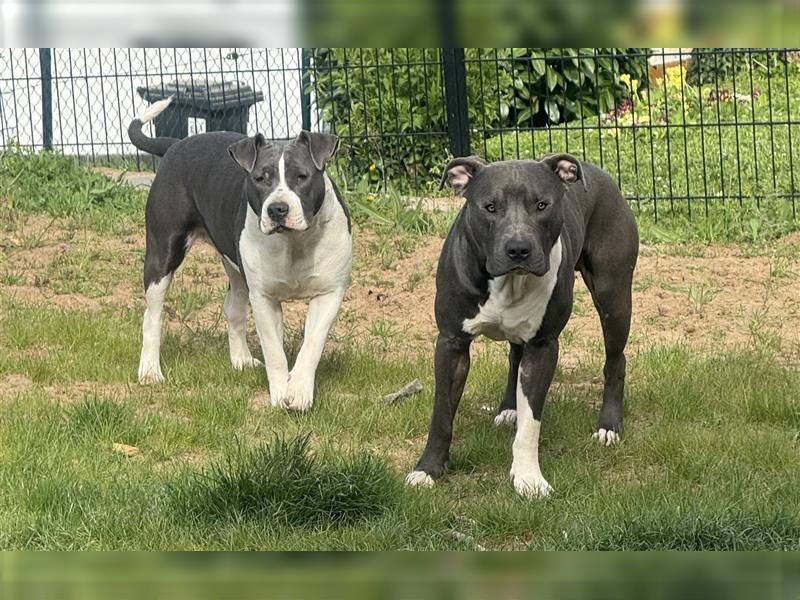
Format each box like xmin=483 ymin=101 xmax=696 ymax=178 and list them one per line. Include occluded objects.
xmin=0 ymin=373 xmax=34 ymax=401
xmin=340 ymin=231 xmax=800 ymax=367
xmin=342 ymin=232 xmax=441 ymax=347
xmin=0 ymin=373 xmax=129 ymax=405
xmin=42 ymin=381 xmax=133 ymax=405
xmin=248 ymin=390 xmax=271 ymax=411
xmin=4 ymin=210 xmax=800 ymax=369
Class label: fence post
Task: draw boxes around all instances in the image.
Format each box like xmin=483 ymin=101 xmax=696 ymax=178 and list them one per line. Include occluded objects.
xmin=38 ymin=48 xmax=53 ymax=151
xmin=300 ymin=48 xmax=312 ymax=131
xmin=442 ymin=47 xmax=470 ymax=157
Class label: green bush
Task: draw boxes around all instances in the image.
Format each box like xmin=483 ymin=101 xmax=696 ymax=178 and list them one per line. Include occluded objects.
xmin=311 ymin=48 xmax=511 ymax=191
xmin=686 ymin=48 xmax=788 ymax=86
xmin=310 ymin=48 xmax=647 ymax=190
xmin=485 ymin=48 xmax=648 ymax=127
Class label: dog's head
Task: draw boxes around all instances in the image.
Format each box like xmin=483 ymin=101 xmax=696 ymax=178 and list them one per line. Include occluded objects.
xmin=228 ymin=131 xmax=339 ymax=234
xmin=441 ymin=153 xmax=586 ymax=277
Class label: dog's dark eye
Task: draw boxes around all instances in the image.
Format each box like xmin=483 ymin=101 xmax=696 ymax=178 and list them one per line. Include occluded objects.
xmin=484 ymin=203 xmax=496 ymax=213
xmin=536 ymin=201 xmax=548 ymax=211
xmin=254 ymin=174 xmax=267 ymax=184
xmin=296 ymin=173 xmax=309 ymax=182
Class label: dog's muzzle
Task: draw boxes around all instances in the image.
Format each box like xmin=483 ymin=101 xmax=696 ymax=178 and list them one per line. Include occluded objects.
xmin=260 ymin=201 xmax=307 ymax=234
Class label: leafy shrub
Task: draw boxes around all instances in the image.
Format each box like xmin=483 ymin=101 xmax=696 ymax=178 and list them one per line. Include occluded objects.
xmin=686 ymin=48 xmax=788 ymax=86
xmin=311 ymin=48 xmax=510 ymax=191
xmin=310 ymin=48 xmax=648 ymax=190
xmin=485 ymin=48 xmax=648 ymax=127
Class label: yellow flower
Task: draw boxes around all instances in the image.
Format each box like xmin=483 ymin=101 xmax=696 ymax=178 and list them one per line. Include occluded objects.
xmin=664 ymin=64 xmax=686 ymax=90
xmin=620 ymin=73 xmax=641 ymax=102
xmin=369 ymin=163 xmax=377 ymax=172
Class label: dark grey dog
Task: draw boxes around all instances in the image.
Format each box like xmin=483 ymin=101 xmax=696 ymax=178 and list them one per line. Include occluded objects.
xmin=406 ymin=154 xmax=638 ymax=497
xmin=128 ymin=97 xmax=351 ymax=412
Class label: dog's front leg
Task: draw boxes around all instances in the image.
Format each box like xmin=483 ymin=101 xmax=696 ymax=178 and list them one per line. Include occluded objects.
xmin=249 ymin=292 xmax=289 ymax=407
xmin=511 ymin=338 xmax=559 ymax=498
xmin=282 ymin=287 xmax=346 ymax=412
xmin=406 ymin=333 xmax=472 ymax=487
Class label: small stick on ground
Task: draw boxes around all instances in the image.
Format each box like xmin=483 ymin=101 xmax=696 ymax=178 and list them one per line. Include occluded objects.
xmin=382 ymin=378 xmax=423 ymax=405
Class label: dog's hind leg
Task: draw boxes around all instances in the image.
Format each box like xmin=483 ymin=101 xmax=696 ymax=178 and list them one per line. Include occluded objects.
xmin=222 ymin=260 xmax=261 ymax=370
xmin=578 ymin=186 xmax=638 ymax=444
xmin=138 ymin=228 xmax=190 ymax=384
xmin=495 ymin=342 xmax=522 ymax=427
xmin=583 ymin=265 xmax=630 ymax=445
xmin=580 ymin=250 xmax=637 ymax=445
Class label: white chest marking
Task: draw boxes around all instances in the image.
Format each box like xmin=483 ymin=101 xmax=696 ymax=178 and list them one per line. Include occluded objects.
xmin=240 ymin=174 xmax=352 ymax=301
xmin=462 ymin=237 xmax=562 ymax=344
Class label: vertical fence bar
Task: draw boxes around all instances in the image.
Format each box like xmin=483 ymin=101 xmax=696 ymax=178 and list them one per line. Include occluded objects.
xmin=38 ymin=48 xmax=53 ymax=150
xmin=373 ymin=49 xmax=386 ymax=191
xmin=300 ymin=48 xmax=312 ymax=131
xmin=783 ymin=50 xmax=796 ymax=219
xmin=442 ymin=47 xmax=470 ymax=157
xmin=475 ymin=49 xmax=490 ymax=158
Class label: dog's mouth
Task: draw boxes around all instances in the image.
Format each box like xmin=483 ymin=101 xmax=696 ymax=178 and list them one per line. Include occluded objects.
xmin=261 ymin=222 xmax=304 ymax=235
xmin=489 ymin=263 xmax=549 ymax=278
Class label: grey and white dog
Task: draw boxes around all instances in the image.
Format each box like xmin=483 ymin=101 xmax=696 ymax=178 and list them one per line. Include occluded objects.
xmin=128 ymin=98 xmax=352 ymax=412
xmin=407 ymin=154 xmax=638 ymax=497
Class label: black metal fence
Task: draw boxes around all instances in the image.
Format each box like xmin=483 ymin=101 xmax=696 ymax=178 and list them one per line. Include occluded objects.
xmin=1 ymin=48 xmax=798 ymax=218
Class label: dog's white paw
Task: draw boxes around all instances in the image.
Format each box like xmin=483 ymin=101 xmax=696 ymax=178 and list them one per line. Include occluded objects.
xmin=231 ymin=356 xmax=263 ymax=371
xmin=494 ymin=409 xmax=517 ymax=427
xmin=511 ymin=473 xmax=553 ymax=498
xmin=592 ymin=428 xmax=620 ymax=446
xmin=282 ymin=375 xmax=314 ymax=412
xmin=267 ymin=380 xmax=289 ymax=408
xmin=405 ymin=471 xmax=434 ymax=487
xmin=138 ymin=366 xmax=164 ymax=385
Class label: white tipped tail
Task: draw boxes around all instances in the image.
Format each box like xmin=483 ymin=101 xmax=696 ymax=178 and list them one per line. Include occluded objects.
xmin=128 ymin=95 xmax=180 ymax=157
xmin=139 ymin=95 xmax=173 ymax=124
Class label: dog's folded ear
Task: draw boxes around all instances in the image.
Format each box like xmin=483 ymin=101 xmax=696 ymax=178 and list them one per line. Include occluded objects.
xmin=539 ymin=153 xmax=587 ymax=191
xmin=296 ymin=131 xmax=339 ymax=171
xmin=228 ymin=133 xmax=268 ymax=173
xmin=440 ymin=155 xmax=487 ymax=196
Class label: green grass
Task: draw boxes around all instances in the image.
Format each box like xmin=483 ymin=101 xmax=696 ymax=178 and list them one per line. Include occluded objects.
xmin=0 ymin=298 xmax=798 ymax=550
xmin=169 ymin=434 xmax=399 ymax=528
xmin=1 ymin=104 xmax=799 ymax=549
xmin=2 ymin=118 xmax=798 ymax=245
xmin=0 ymin=144 xmax=146 ymax=234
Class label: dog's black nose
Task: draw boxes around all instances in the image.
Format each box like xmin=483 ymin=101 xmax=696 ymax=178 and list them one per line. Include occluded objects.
xmin=267 ymin=202 xmax=290 ymax=221
xmin=505 ymin=239 xmax=531 ymax=262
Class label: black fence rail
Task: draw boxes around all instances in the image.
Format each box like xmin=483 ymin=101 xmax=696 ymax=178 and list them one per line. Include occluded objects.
xmin=1 ymin=48 xmax=798 ymax=220
xmin=0 ymin=48 xmax=311 ymax=171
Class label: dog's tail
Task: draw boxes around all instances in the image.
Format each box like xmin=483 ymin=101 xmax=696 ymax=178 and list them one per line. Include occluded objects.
xmin=128 ymin=96 xmax=180 ymax=157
